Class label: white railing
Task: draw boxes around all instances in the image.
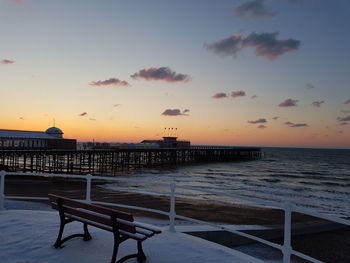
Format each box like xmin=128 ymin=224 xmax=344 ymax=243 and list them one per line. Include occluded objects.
xmin=0 ymin=170 xmax=349 ymax=263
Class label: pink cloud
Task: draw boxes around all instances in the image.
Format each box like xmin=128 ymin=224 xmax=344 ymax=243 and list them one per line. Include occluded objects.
xmin=278 ymin=98 xmax=298 ymax=107
xmin=205 ymin=32 xmax=300 ymax=60
xmin=311 ymin=100 xmax=325 ymax=108
xmin=248 ymin=118 xmax=267 ymax=124
xmin=234 ymin=0 xmax=277 ymax=19
xmin=231 ymin=90 xmax=246 ymax=98
xmin=337 ymin=115 xmax=350 ymax=122
xmin=344 ymin=99 xmax=350 ymax=104
xmin=257 ymin=124 xmax=267 ymax=129
xmin=131 ymin=67 xmax=189 ymax=82
xmin=1 ymin=59 xmax=15 ymax=64
xmin=284 ymin=121 xmax=308 ymax=127
xmin=89 ymin=78 xmax=130 ymax=87
xmin=161 ymin=109 xmax=189 ymax=116
xmin=212 ymin=92 xmax=228 ymax=99
xmin=305 ymin=83 xmax=316 ymax=90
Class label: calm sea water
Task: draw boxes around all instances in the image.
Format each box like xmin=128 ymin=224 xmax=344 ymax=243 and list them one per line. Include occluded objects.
xmin=103 ymin=147 xmax=350 ymax=217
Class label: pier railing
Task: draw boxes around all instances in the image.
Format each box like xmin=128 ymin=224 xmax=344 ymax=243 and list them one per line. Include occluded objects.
xmin=0 ymin=171 xmax=349 ymax=263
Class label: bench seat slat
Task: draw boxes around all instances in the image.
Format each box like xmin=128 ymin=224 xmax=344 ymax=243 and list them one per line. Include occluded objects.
xmin=135 ymin=227 xmax=154 ymax=237
xmin=67 ymin=214 xmax=147 ymax=241
xmin=61 ymin=207 xmax=160 ymax=237
xmin=73 ymin=209 xmax=158 ymax=236
xmin=133 ymin=221 xmax=162 ymax=234
xmin=67 ymin=214 xmax=113 ymax=232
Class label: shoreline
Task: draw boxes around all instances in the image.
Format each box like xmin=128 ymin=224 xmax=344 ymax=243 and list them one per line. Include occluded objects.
xmin=5 ymin=176 xmax=316 ymax=225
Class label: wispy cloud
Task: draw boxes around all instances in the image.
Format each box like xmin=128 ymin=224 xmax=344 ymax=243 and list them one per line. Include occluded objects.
xmin=11 ymin=0 xmax=25 ymax=4
xmin=113 ymin=104 xmax=120 ymax=107
xmin=284 ymin=121 xmax=294 ymax=126
xmin=291 ymin=123 xmax=308 ymax=127
xmin=205 ymin=32 xmax=300 ymax=60
xmin=234 ymin=0 xmax=277 ymax=19
xmin=212 ymin=92 xmax=228 ymax=99
xmin=89 ymin=118 xmax=96 ymax=121
xmin=251 ymin=95 xmax=257 ymax=99
xmin=162 ymin=109 xmax=190 ymax=116
xmin=79 ymin=112 xmax=88 ymax=116
xmin=89 ymin=78 xmax=130 ymax=87
xmin=1 ymin=59 xmax=15 ymax=64
xmin=305 ymin=83 xmax=316 ymax=90
xmin=257 ymin=124 xmax=267 ymax=129
xmin=278 ymin=98 xmax=298 ymax=107
xmin=341 ymin=110 xmax=350 ymax=113
xmin=231 ymin=90 xmax=246 ymax=98
xmin=344 ymin=99 xmax=350 ymax=104
xmin=339 ymin=122 xmax=348 ymax=126
xmin=273 ymin=116 xmax=279 ymax=120
xmin=131 ymin=67 xmax=189 ymax=82
xmin=337 ymin=115 xmax=350 ymax=122
xmin=284 ymin=121 xmax=308 ymax=127
xmin=248 ymin=118 xmax=267 ymax=124
xmin=312 ymin=100 xmax=325 ymax=108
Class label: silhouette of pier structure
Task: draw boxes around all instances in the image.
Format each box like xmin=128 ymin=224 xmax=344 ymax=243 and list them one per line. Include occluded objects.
xmin=0 ymin=146 xmax=261 ymax=175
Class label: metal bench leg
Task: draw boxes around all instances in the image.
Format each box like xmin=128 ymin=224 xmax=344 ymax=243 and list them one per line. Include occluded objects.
xmin=137 ymin=240 xmax=146 ymax=261
xmin=53 ymin=219 xmax=65 ymax=248
xmin=111 ymin=234 xmax=120 ymax=263
xmin=83 ymin=223 xmax=92 ymax=241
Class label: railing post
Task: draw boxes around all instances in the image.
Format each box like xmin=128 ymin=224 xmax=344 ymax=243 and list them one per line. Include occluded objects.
xmin=283 ymin=202 xmax=292 ymax=263
xmin=0 ymin=170 xmax=6 ymax=210
xmin=169 ymin=182 xmax=176 ymax=232
xmin=86 ymin=174 xmax=92 ymax=204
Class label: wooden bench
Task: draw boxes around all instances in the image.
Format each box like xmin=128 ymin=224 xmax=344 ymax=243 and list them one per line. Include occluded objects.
xmin=49 ymin=194 xmax=162 ymax=263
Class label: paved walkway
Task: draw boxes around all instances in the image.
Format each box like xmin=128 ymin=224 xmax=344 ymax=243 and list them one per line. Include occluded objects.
xmin=0 ymin=210 xmax=263 ymax=263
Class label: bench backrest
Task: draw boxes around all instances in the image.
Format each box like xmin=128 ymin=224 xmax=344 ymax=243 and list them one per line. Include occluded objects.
xmin=49 ymin=194 xmax=136 ymax=234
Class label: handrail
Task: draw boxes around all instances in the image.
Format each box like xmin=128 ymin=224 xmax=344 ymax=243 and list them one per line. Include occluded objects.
xmin=0 ymin=170 xmax=348 ymax=263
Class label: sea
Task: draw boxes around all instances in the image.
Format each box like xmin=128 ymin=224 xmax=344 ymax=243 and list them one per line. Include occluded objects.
xmin=102 ymin=147 xmax=350 ymax=217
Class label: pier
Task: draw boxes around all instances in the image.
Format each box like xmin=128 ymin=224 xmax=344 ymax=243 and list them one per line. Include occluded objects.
xmin=0 ymin=146 xmax=261 ymax=175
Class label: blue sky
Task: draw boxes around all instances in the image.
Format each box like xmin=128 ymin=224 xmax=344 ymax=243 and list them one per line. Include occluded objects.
xmin=1 ymin=0 xmax=349 ymax=147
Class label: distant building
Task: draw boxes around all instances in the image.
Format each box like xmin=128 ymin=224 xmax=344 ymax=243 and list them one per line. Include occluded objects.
xmin=78 ymin=141 xmax=159 ymax=150
xmin=141 ymin=137 xmax=190 ymax=149
xmin=0 ymin=127 xmax=76 ymax=150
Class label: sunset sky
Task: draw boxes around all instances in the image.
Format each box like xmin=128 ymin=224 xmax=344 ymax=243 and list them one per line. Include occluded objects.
xmin=1 ymin=0 xmax=350 ymax=148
